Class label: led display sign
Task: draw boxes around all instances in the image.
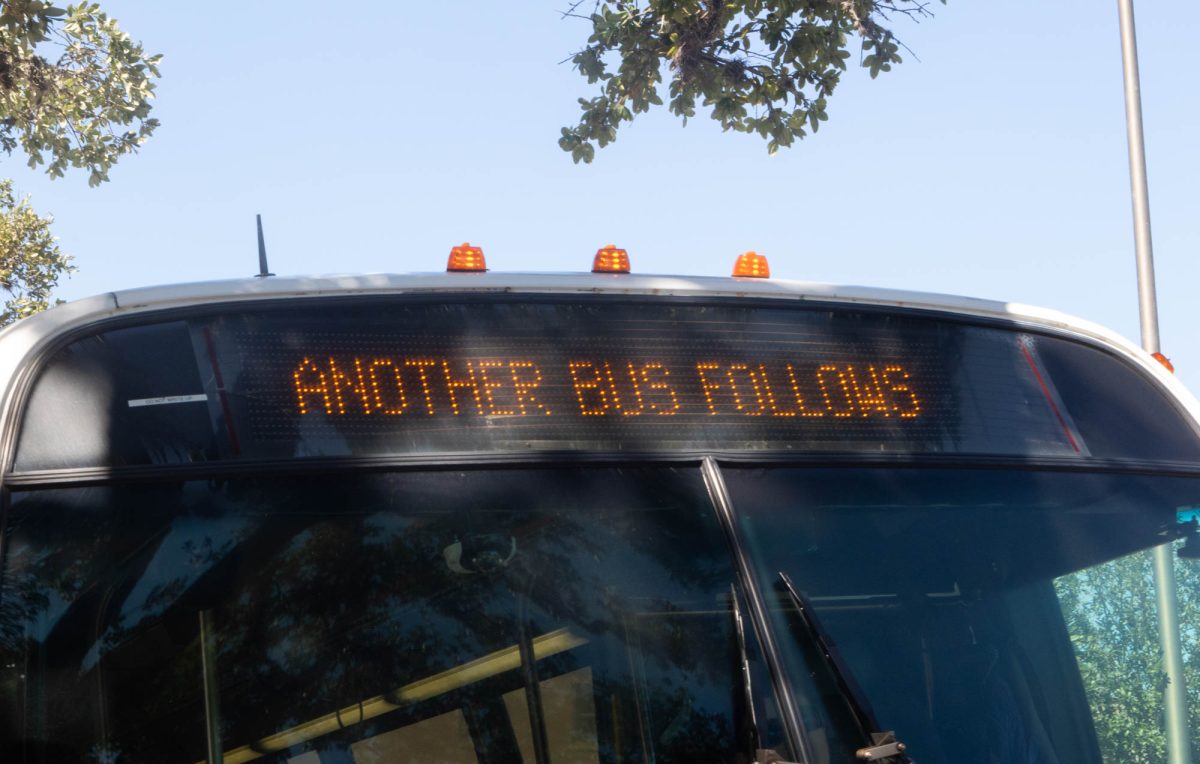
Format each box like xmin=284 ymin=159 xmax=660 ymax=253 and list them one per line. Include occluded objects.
xmin=200 ymin=299 xmax=1079 ymax=459
xmin=290 ymin=356 xmax=922 ymax=421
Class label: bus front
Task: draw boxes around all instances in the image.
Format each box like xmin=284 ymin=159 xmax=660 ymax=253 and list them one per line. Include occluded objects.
xmin=1 ymin=275 xmax=1198 ymax=763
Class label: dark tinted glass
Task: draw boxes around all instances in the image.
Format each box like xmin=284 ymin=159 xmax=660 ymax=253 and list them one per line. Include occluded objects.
xmin=723 ymin=466 xmax=1200 ymax=764
xmin=0 ymin=467 xmax=760 ymax=763
xmin=14 ymin=321 xmax=218 ymax=470
xmin=11 ymin=299 xmax=1199 ymax=471
xmin=1036 ymin=337 xmax=1200 ymax=462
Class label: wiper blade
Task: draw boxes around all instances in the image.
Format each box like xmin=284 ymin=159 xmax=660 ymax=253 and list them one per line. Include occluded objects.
xmin=729 ymin=583 xmax=760 ymax=754
xmin=776 ymin=571 xmax=912 ymax=763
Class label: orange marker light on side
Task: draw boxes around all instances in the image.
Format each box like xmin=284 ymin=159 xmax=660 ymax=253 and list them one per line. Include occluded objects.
xmin=732 ymin=251 xmax=770 ymax=278
xmin=1153 ymin=352 xmax=1175 ymax=374
xmin=447 ymin=243 xmax=487 ymax=272
xmin=592 ymin=245 xmax=630 ymax=274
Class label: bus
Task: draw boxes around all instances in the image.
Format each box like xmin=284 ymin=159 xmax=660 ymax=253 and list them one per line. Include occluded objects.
xmin=1 ymin=248 xmax=1198 ymax=764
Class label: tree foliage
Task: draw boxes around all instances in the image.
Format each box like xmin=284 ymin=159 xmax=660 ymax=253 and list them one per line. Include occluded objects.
xmin=560 ymin=0 xmax=942 ymax=162
xmin=1 ymin=1 xmax=161 ymax=185
xmin=0 ymin=1 xmax=160 ymax=327
xmin=1057 ymin=547 xmax=1200 ymax=763
xmin=0 ymin=178 xmax=70 ymax=324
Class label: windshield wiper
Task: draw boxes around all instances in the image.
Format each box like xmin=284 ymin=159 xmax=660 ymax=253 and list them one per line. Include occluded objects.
xmin=729 ymin=583 xmax=761 ymax=756
xmin=776 ymin=571 xmax=912 ymax=763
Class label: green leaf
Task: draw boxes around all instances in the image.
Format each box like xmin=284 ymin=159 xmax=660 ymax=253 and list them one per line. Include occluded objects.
xmin=0 ymin=1 xmax=160 ymax=322
xmin=559 ymin=0 xmax=936 ymax=160
xmin=0 ymin=180 xmax=75 ymax=326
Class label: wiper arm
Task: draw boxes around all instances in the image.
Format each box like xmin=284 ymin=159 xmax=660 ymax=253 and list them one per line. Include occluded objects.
xmin=776 ymin=571 xmax=912 ymax=763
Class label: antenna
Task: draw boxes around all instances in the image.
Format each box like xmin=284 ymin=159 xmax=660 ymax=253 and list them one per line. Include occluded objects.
xmin=255 ymin=214 xmax=274 ymax=278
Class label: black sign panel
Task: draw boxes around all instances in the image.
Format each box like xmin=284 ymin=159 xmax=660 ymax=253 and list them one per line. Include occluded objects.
xmin=203 ymin=301 xmax=1078 ymax=459
xmin=22 ymin=296 xmax=1196 ymax=472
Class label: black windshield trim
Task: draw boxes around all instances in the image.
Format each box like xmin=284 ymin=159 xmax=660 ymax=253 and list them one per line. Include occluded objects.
xmin=6 ymin=452 xmax=1200 ymax=490
xmin=703 ymin=457 xmax=813 ymax=762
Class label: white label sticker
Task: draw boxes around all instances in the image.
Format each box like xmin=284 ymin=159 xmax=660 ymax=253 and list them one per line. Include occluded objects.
xmin=127 ymin=394 xmax=209 ymax=408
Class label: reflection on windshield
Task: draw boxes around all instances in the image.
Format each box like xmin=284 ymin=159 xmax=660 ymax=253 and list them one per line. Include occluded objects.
xmin=7 ymin=464 xmax=1196 ymax=763
xmin=726 ymin=467 xmax=1200 ymax=764
xmin=0 ymin=468 xmax=755 ymax=763
xmin=217 ymin=628 xmax=587 ymax=763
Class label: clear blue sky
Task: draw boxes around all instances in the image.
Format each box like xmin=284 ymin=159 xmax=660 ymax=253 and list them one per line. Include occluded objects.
xmin=9 ymin=2 xmax=1200 ymax=387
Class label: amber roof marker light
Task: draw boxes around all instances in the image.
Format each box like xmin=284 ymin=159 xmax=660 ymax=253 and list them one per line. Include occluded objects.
xmin=447 ymin=243 xmax=487 ymax=272
xmin=592 ymin=244 xmax=630 ymax=274
xmin=732 ymin=251 xmax=770 ymax=278
xmin=1152 ymin=352 xmax=1175 ymax=374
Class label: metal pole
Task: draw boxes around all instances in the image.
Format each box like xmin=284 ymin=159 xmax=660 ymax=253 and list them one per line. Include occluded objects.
xmin=200 ymin=610 xmax=224 ymax=764
xmin=1117 ymin=0 xmax=1159 ymax=352
xmin=1154 ymin=544 xmax=1192 ymax=764
xmin=1116 ymin=2 xmax=1191 ymax=761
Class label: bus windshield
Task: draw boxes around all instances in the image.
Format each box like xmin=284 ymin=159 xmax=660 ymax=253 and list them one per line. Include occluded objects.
xmin=3 ymin=463 xmax=1198 ymax=763
xmin=1 ymin=466 xmax=755 ymax=763
xmin=726 ymin=466 xmax=1200 ymax=764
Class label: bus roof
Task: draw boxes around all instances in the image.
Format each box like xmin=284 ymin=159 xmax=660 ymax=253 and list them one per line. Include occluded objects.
xmin=0 ymin=271 xmax=1191 ymax=418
